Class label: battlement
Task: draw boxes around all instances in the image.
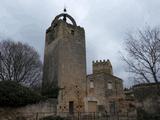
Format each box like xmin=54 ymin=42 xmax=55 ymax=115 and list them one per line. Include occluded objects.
xmin=92 ymin=59 xmax=113 ymax=74
xmin=92 ymin=59 xmax=111 ymax=64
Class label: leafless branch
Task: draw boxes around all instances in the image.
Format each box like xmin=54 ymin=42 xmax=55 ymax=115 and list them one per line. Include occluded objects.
xmin=123 ymin=27 xmax=160 ymax=84
xmin=0 ymin=40 xmax=42 ymax=88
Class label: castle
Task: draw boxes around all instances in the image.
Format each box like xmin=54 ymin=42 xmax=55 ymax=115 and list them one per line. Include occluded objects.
xmin=42 ymin=10 xmax=134 ymax=115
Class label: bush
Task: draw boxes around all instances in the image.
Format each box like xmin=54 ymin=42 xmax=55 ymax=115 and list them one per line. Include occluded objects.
xmin=40 ymin=116 xmax=65 ymax=120
xmin=0 ymin=80 xmax=43 ymax=107
xmin=42 ymin=87 xmax=59 ymax=98
xmin=137 ymin=108 xmax=160 ymax=120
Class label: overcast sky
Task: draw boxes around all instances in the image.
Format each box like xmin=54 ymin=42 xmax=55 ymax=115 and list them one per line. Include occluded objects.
xmin=0 ymin=0 xmax=160 ymax=87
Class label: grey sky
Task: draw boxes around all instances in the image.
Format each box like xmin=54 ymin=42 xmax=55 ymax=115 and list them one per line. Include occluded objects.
xmin=0 ymin=0 xmax=160 ymax=87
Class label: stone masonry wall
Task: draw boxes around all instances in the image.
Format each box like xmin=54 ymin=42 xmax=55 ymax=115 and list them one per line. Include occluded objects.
xmin=0 ymin=99 xmax=57 ymax=120
xmin=86 ymin=60 xmax=124 ymax=113
xmin=57 ymin=21 xmax=87 ymax=113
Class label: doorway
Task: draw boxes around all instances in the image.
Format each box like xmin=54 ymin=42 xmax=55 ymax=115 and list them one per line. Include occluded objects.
xmin=88 ymin=101 xmax=97 ymax=112
xmin=109 ymin=101 xmax=116 ymax=115
xmin=69 ymin=101 xmax=74 ymax=114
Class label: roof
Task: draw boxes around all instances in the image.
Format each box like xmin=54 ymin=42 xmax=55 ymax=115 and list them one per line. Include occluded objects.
xmin=87 ymin=72 xmax=123 ymax=81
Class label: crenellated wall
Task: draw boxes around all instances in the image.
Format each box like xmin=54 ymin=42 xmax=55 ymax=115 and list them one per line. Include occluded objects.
xmin=93 ymin=59 xmax=113 ymax=74
xmin=86 ymin=59 xmax=124 ymax=113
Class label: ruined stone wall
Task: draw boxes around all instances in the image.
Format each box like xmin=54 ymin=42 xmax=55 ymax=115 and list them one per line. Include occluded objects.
xmin=103 ymin=74 xmax=124 ymax=98
xmin=0 ymin=99 xmax=57 ymax=120
xmin=87 ymin=73 xmax=106 ymax=106
xmin=133 ymin=83 xmax=160 ymax=114
xmin=86 ymin=60 xmax=124 ymax=112
xmin=87 ymin=73 xmax=124 ymax=111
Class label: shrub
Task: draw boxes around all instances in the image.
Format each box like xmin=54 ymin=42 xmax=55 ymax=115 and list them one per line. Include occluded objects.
xmin=0 ymin=80 xmax=43 ymax=107
xmin=137 ymin=108 xmax=160 ymax=120
xmin=42 ymin=86 xmax=59 ymax=98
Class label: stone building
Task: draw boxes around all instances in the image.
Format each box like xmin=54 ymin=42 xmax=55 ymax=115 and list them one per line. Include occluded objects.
xmin=42 ymin=10 xmax=87 ymax=114
xmin=133 ymin=83 xmax=160 ymax=114
xmin=42 ymin=10 xmax=136 ymax=116
xmin=85 ymin=60 xmax=125 ymax=113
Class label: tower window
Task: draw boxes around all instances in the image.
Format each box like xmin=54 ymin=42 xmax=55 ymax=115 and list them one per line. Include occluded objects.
xmin=108 ymin=82 xmax=112 ymax=89
xmin=71 ymin=30 xmax=74 ymax=35
xmin=90 ymin=81 xmax=94 ymax=88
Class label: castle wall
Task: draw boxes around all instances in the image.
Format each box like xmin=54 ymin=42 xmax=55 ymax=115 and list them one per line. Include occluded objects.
xmin=86 ymin=60 xmax=124 ymax=113
xmin=0 ymin=99 xmax=57 ymax=120
xmin=133 ymin=83 xmax=160 ymax=114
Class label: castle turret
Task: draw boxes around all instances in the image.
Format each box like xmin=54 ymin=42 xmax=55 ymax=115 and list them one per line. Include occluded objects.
xmin=92 ymin=59 xmax=113 ymax=74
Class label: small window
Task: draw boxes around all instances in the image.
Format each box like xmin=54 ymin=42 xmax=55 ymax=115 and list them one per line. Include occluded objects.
xmin=71 ymin=30 xmax=74 ymax=35
xmin=90 ymin=81 xmax=94 ymax=88
xmin=108 ymin=82 xmax=112 ymax=89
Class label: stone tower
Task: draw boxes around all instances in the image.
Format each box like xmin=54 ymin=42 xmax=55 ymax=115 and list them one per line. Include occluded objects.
xmin=93 ymin=59 xmax=113 ymax=74
xmin=42 ymin=10 xmax=87 ymax=113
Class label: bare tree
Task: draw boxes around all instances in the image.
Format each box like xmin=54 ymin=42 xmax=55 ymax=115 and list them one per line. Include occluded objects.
xmin=123 ymin=27 xmax=160 ymax=84
xmin=0 ymin=40 xmax=42 ymax=87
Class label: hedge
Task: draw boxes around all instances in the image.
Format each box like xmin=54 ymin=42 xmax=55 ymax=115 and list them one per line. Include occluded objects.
xmin=0 ymin=80 xmax=43 ymax=107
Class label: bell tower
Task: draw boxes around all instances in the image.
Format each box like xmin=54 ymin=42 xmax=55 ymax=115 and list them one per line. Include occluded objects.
xmin=42 ymin=9 xmax=87 ymax=113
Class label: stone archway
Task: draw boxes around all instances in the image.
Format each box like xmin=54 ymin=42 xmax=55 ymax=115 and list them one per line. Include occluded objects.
xmin=51 ymin=13 xmax=77 ymax=26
